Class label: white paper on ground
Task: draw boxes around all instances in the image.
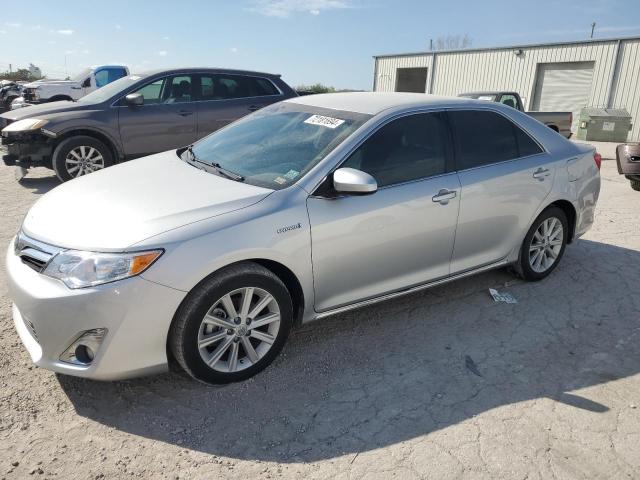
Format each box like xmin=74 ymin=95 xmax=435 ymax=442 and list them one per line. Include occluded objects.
xmin=489 ymin=288 xmax=518 ymax=304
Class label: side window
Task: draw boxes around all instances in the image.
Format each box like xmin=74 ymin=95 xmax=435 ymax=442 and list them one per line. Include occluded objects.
xmin=95 ymin=68 xmax=128 ymax=88
xmin=342 ymin=113 xmax=448 ymax=188
xmin=132 ymin=78 xmax=165 ymax=104
xmin=163 ymin=75 xmax=193 ymax=103
xmin=248 ymin=77 xmax=280 ymax=96
xmin=500 ymin=94 xmax=520 ymax=110
xmin=109 ymin=68 xmax=128 ymax=83
xmin=515 ymin=126 xmax=544 ymax=157
xmin=449 ymin=110 xmax=541 ymax=170
xmin=94 ymin=70 xmax=109 ymax=88
xmin=198 ymin=75 xmax=249 ymax=100
xmin=200 ymin=76 xmax=215 ymax=99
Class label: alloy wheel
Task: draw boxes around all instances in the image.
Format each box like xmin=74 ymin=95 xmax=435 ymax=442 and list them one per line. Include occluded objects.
xmin=65 ymin=146 xmax=105 ymax=177
xmin=197 ymin=287 xmax=281 ymax=372
xmin=528 ymin=217 xmax=563 ymax=273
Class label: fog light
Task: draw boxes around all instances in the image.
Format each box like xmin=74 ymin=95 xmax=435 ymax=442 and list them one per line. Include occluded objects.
xmin=60 ymin=328 xmax=107 ymax=366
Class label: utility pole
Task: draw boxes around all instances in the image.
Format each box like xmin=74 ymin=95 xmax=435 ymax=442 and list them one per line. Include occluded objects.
xmin=9 ymin=63 xmax=11 ymax=73
xmin=430 ymin=38 xmax=433 ymax=51
xmin=591 ymin=22 xmax=596 ymax=38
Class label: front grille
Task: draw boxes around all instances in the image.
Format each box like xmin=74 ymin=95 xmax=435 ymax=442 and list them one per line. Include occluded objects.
xmin=14 ymin=232 xmax=62 ymax=273
xmin=22 ymin=89 xmax=36 ymax=102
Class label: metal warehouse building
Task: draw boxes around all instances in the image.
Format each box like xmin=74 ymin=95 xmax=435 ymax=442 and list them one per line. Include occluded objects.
xmin=373 ymin=36 xmax=640 ymax=141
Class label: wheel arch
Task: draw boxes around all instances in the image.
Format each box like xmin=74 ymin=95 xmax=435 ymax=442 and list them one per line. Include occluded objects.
xmin=164 ymin=258 xmax=306 ymax=369
xmin=545 ymin=199 xmax=577 ymax=243
xmin=48 ymin=95 xmax=74 ymax=102
xmin=54 ymin=128 xmax=122 ymax=162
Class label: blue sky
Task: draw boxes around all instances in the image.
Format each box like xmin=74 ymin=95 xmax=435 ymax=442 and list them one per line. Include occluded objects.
xmin=2 ymin=0 xmax=640 ymax=90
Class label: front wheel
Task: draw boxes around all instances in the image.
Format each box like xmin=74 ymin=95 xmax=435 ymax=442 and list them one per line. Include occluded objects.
xmin=516 ymin=207 xmax=569 ymax=281
xmin=630 ymin=179 xmax=640 ymax=192
xmin=52 ymin=135 xmax=114 ymax=182
xmin=169 ymin=262 xmax=293 ymax=385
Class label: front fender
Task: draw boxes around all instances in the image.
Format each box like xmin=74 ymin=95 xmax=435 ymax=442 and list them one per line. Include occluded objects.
xmin=136 ymin=189 xmax=315 ymax=319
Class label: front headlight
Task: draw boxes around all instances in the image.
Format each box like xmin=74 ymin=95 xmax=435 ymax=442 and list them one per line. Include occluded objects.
xmin=2 ymin=118 xmax=48 ymax=133
xmin=43 ymin=249 xmax=163 ymax=289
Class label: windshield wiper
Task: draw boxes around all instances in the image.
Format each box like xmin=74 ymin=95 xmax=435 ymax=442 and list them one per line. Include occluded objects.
xmin=181 ymin=145 xmax=244 ymax=181
xmin=210 ymin=162 xmax=245 ymax=182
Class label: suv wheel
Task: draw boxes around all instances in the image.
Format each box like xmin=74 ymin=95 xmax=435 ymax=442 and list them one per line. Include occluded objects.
xmin=630 ymin=179 xmax=640 ymax=192
xmin=516 ymin=206 xmax=569 ymax=281
xmin=169 ymin=262 xmax=293 ymax=385
xmin=52 ymin=135 xmax=114 ymax=182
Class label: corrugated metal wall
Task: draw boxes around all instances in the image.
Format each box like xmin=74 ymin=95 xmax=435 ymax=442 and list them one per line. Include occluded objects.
xmin=610 ymin=39 xmax=640 ymax=141
xmin=374 ymin=38 xmax=640 ymax=140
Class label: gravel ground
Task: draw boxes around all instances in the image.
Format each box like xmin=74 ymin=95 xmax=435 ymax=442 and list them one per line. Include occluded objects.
xmin=1 ymin=159 xmax=639 ymax=480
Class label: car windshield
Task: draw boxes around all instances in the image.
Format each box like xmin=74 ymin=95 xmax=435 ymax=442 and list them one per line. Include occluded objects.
xmin=78 ymin=74 xmax=148 ymax=104
xmin=188 ymin=102 xmax=372 ymax=190
xmin=71 ymin=68 xmax=92 ymax=83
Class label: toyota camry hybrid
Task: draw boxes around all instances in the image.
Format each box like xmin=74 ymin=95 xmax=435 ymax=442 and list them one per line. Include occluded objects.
xmin=6 ymin=92 xmax=601 ymax=384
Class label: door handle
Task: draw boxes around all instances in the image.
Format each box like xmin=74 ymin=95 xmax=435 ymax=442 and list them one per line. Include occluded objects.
xmin=432 ymin=189 xmax=457 ymax=205
xmin=248 ymin=105 xmax=262 ymax=112
xmin=178 ymin=110 xmax=194 ymax=117
xmin=532 ymin=167 xmax=550 ymax=180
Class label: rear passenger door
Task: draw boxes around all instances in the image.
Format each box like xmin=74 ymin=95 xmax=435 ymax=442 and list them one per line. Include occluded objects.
xmin=195 ymin=74 xmax=283 ymax=139
xmin=447 ymin=109 xmax=552 ymax=274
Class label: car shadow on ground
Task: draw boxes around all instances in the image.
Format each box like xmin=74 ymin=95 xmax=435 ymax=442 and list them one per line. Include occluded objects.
xmin=16 ymin=173 xmax=60 ymax=194
xmin=58 ymin=239 xmax=640 ymax=463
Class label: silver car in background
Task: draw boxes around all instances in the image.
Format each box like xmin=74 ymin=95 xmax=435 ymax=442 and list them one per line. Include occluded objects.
xmin=6 ymin=93 xmax=601 ymax=384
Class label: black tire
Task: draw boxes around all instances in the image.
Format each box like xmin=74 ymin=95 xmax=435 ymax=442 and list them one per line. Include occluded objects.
xmin=169 ymin=262 xmax=293 ymax=385
xmin=515 ymin=206 xmax=569 ymax=281
xmin=52 ymin=135 xmax=114 ymax=182
xmin=631 ymin=179 xmax=640 ymax=192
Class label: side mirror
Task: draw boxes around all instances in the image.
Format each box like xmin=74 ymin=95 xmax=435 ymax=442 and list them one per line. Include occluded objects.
xmin=333 ymin=168 xmax=377 ymax=195
xmin=125 ymin=93 xmax=144 ymax=106
xmin=82 ymin=77 xmax=92 ymax=88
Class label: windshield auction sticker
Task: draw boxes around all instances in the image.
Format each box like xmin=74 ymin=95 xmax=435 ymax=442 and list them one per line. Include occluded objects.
xmin=304 ymin=115 xmax=345 ymax=129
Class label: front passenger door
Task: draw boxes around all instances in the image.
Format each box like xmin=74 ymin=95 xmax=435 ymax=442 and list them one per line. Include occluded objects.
xmin=117 ymin=75 xmax=197 ymax=158
xmin=307 ymin=112 xmax=460 ymax=312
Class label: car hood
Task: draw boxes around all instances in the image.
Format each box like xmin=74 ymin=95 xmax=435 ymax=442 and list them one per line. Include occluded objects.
xmin=22 ymin=151 xmax=273 ymax=251
xmin=24 ymin=80 xmax=79 ymax=88
xmin=0 ymin=100 xmax=85 ymax=121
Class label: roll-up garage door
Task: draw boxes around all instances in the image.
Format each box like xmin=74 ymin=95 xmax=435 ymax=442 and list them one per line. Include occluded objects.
xmin=395 ymin=68 xmax=428 ymax=93
xmin=532 ymin=61 xmax=595 ymax=132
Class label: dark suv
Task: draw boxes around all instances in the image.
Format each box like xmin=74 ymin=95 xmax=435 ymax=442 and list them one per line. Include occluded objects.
xmin=0 ymin=68 xmax=297 ymax=181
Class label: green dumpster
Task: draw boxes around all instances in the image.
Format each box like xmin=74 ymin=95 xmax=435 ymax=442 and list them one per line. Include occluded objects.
xmin=576 ymin=107 xmax=632 ymax=142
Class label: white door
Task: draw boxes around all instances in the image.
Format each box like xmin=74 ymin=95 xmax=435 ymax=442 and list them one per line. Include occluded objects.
xmin=532 ymin=61 xmax=594 ymax=132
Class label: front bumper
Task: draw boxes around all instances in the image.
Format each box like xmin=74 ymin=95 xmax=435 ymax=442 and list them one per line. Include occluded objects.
xmin=1 ymin=132 xmax=53 ymax=168
xmin=6 ymin=239 xmax=187 ymax=380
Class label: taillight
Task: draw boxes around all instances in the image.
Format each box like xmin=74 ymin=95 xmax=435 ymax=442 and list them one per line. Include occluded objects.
xmin=594 ymin=152 xmax=602 ymax=170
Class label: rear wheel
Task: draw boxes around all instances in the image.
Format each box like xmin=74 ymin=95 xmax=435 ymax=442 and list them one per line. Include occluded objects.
xmin=516 ymin=207 xmax=568 ymax=281
xmin=630 ymin=179 xmax=640 ymax=192
xmin=169 ymin=262 xmax=293 ymax=385
xmin=52 ymin=135 xmax=114 ymax=182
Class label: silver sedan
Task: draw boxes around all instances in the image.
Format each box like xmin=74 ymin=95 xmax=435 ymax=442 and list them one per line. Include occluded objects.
xmin=7 ymin=93 xmax=601 ymax=384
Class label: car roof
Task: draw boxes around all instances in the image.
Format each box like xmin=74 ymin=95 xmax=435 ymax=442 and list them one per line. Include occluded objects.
xmin=284 ymin=92 xmax=485 ymax=115
xmin=136 ymin=67 xmax=282 ymax=78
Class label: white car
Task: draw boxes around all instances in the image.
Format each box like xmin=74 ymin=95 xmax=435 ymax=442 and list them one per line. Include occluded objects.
xmin=17 ymin=65 xmax=129 ymax=106
xmin=7 ymin=93 xmax=601 ymax=385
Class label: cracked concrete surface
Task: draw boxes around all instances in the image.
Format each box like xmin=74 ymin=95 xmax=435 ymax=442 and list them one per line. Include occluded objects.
xmin=0 ymin=160 xmax=639 ymax=479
